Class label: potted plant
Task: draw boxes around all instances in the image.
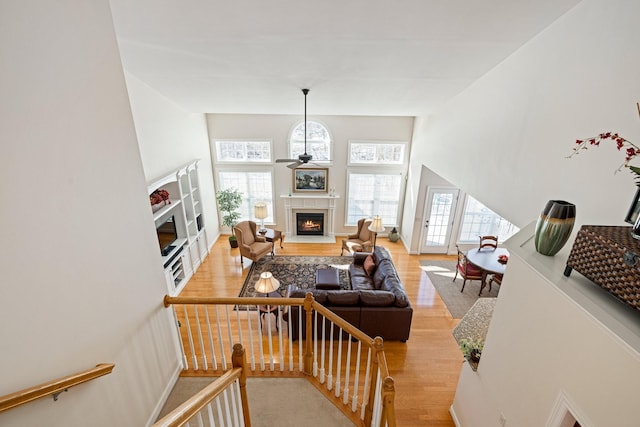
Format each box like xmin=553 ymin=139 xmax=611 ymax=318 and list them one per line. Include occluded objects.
xmin=459 ymin=337 xmax=484 ymax=366
xmin=216 ymin=188 xmax=243 ymax=248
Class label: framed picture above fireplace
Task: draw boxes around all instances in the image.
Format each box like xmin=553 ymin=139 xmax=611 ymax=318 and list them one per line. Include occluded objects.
xmin=293 ymin=168 xmax=328 ymax=193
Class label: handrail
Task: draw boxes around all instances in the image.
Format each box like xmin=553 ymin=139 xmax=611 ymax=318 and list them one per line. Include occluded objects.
xmin=0 ymin=363 xmax=115 ymax=413
xmin=163 ymin=293 xmax=396 ymax=426
xmin=154 ymin=344 xmax=250 ymax=427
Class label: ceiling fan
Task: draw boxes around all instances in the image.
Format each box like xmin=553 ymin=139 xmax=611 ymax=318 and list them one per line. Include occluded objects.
xmin=276 ymin=88 xmax=319 ymax=169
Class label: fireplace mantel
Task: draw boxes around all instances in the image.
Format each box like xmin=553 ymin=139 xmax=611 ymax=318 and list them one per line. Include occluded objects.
xmin=280 ymin=194 xmax=339 ymax=239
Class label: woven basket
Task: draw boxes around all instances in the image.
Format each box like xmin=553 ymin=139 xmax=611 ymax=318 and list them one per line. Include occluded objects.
xmin=565 ymin=225 xmax=640 ymax=312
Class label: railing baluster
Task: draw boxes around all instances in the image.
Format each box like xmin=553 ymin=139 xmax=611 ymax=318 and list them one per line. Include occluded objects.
xmin=171 ymin=305 xmax=188 ymax=369
xmin=183 ymin=305 xmax=198 ymax=370
xmin=277 ymin=306 xmax=284 ymax=372
xmin=235 ymin=304 xmax=243 ymax=346
xmin=319 ymin=315 xmax=326 ymax=384
xmin=245 ymin=306 xmax=255 ymax=371
xmin=222 ymin=388 xmax=232 ymax=425
xmin=343 ymin=334 xmax=352 ymax=404
xmin=193 ymin=306 xmax=208 ymax=370
xmin=352 ymin=341 xmax=362 ymax=412
xmin=225 ymin=305 xmax=234 ymax=364
xmin=313 ymin=310 xmax=318 ymax=377
xmin=327 ymin=322 xmax=334 ymax=391
xmin=297 ymin=307 xmax=303 ymax=369
xmin=215 ymin=395 xmax=225 ymax=426
xmin=287 ymin=307 xmax=294 ymax=371
xmin=206 ymin=402 xmax=216 ymax=427
xmin=266 ymin=303 xmax=274 ymax=371
xmin=257 ymin=305 xmax=265 ymax=371
xmin=214 ymin=306 xmax=227 ymax=370
xmin=335 ymin=328 xmax=343 ymax=398
xmin=204 ymin=307 xmax=218 ymax=370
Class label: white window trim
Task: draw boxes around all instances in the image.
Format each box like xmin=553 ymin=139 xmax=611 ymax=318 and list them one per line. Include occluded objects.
xmin=347 ymin=140 xmax=408 ymax=167
xmin=344 ymin=168 xmax=406 ymax=227
xmin=212 ymin=139 xmax=273 ymax=164
xmin=215 ymin=166 xmax=276 ymax=224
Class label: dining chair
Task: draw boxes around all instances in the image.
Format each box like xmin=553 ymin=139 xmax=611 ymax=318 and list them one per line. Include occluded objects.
xmin=486 ymin=273 xmax=503 ymax=294
xmin=453 ymin=246 xmax=484 ymax=292
xmin=479 ymin=235 xmax=499 ymax=250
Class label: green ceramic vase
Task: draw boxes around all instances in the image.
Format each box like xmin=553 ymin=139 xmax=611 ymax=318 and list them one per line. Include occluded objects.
xmin=534 ymin=200 xmax=576 ymax=256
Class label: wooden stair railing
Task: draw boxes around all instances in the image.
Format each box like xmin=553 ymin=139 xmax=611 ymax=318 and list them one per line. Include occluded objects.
xmin=153 ymin=344 xmax=250 ymax=427
xmin=164 ymin=293 xmax=396 ymax=427
xmin=0 ymin=363 xmax=115 ymax=413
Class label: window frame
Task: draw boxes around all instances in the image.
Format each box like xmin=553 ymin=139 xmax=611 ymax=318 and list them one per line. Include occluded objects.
xmin=344 ymin=169 xmax=405 ymax=227
xmin=347 ymin=140 xmax=408 ymax=166
xmin=215 ymin=167 xmax=276 ymax=225
xmin=288 ymin=120 xmax=332 ymax=164
xmin=457 ymin=195 xmax=519 ymax=244
xmin=213 ymin=139 xmax=273 ymax=164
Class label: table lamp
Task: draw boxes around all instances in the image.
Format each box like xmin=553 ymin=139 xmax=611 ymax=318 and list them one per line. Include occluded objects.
xmin=255 ymin=271 xmax=280 ymax=296
xmin=254 ymin=202 xmax=268 ymax=234
xmin=368 ymin=215 xmax=385 ymax=249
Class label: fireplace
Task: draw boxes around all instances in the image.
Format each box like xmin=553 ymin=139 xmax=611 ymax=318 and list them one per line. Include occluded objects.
xmin=296 ymin=213 xmax=324 ymax=236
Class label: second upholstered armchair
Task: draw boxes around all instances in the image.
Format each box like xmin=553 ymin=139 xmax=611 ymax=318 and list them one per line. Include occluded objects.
xmin=233 ymin=220 xmax=273 ymax=264
xmin=340 ymin=218 xmax=374 ymax=255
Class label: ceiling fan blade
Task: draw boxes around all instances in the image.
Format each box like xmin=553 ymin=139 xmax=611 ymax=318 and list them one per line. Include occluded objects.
xmin=287 ymin=161 xmax=303 ymax=169
xmin=276 ymin=158 xmax=299 ymax=163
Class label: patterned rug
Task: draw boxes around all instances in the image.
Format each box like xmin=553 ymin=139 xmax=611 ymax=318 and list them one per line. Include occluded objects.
xmin=420 ymin=260 xmax=500 ymax=318
xmin=238 ymin=255 xmax=353 ymax=299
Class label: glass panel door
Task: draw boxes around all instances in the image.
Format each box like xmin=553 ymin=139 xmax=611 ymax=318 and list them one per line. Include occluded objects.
xmin=421 ymin=187 xmax=459 ymax=253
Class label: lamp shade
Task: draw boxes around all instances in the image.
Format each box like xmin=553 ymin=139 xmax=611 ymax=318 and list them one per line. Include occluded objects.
xmin=255 ymin=271 xmax=280 ymax=294
xmin=254 ymin=203 xmax=268 ymax=220
xmin=368 ymin=215 xmax=385 ymax=233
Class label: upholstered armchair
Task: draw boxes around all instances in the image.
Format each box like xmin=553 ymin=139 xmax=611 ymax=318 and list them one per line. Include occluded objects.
xmin=233 ymin=220 xmax=273 ymax=264
xmin=341 ymin=218 xmax=374 ymax=255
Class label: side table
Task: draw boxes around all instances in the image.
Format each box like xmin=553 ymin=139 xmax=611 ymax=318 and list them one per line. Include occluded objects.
xmin=258 ymin=228 xmax=284 ymax=255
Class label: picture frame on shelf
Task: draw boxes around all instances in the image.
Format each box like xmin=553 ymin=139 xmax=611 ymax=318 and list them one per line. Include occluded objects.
xmin=624 ymin=187 xmax=640 ymax=225
xmin=293 ymin=168 xmax=328 ymax=193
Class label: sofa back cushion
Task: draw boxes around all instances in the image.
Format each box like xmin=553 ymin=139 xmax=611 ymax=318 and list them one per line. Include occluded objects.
xmin=327 ymin=290 xmax=361 ymax=306
xmin=359 ymin=290 xmax=396 ymax=307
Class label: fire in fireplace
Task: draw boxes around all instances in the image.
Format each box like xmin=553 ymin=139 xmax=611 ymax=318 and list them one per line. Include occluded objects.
xmin=296 ymin=213 xmax=324 ymax=236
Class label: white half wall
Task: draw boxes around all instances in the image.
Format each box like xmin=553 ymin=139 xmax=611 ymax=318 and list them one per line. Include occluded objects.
xmin=405 ymin=0 xmax=640 ymax=235
xmin=125 ymin=72 xmax=219 ymax=244
xmin=1 ymin=2 xmax=179 ymax=426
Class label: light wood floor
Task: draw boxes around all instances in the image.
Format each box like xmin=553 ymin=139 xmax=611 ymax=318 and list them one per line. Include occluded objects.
xmin=180 ymin=236 xmax=461 ymax=427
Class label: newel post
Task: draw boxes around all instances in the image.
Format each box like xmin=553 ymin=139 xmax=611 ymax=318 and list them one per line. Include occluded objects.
xmin=232 ymin=343 xmax=251 ymax=427
xmin=303 ymin=293 xmax=315 ymax=375
xmin=379 ymin=377 xmax=396 ymax=427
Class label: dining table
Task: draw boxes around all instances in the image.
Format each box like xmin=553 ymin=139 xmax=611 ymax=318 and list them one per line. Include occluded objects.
xmin=465 ymin=247 xmax=510 ymax=295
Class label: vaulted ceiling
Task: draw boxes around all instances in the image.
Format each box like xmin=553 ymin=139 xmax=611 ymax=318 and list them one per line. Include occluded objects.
xmin=110 ymin=0 xmax=580 ymax=116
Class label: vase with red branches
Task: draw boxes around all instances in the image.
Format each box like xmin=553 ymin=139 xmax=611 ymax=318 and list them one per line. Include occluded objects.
xmin=150 ymin=189 xmax=171 ymax=207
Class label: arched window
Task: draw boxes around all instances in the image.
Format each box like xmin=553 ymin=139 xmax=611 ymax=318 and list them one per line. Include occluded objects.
xmin=289 ymin=120 xmax=331 ymax=161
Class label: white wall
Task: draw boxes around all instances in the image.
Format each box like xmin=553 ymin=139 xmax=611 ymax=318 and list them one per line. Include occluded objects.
xmin=405 ymin=0 xmax=640 ymax=237
xmin=404 ymin=0 xmax=640 ymax=425
xmin=451 ymin=223 xmax=640 ymax=427
xmin=0 ymin=2 xmax=179 ymax=426
xmin=125 ymin=73 xmax=219 ymax=245
xmin=207 ymin=114 xmax=414 ymax=234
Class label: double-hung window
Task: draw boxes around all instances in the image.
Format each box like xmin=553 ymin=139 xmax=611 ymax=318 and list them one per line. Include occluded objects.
xmin=213 ymin=139 xmax=274 ymax=225
xmin=345 ymin=140 xmax=407 ymax=227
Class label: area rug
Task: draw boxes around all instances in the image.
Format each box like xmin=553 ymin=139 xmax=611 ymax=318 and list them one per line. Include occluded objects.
xmin=238 ymin=256 xmax=352 ymax=300
xmin=420 ymin=260 xmax=499 ymax=318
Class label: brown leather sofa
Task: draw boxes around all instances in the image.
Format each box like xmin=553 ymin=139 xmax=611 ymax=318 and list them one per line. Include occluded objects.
xmin=287 ymin=247 xmax=413 ymax=342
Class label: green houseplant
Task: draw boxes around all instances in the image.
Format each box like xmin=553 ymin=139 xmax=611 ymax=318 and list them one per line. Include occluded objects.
xmin=459 ymin=337 xmax=484 ymax=365
xmin=216 ymin=188 xmax=243 ymax=248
